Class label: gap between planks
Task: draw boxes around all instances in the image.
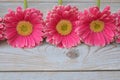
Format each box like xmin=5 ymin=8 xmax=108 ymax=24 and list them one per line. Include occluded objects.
xmin=0 ymin=70 xmax=120 ymax=72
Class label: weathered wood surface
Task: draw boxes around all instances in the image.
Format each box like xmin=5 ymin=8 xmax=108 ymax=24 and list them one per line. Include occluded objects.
xmin=0 ymin=72 xmax=120 ymax=80
xmin=0 ymin=42 xmax=120 ymax=71
xmin=0 ymin=0 xmax=120 ymax=80
xmin=0 ymin=2 xmax=120 ymax=16
xmin=0 ymin=0 xmax=120 ymax=2
xmin=0 ymin=0 xmax=120 ymax=71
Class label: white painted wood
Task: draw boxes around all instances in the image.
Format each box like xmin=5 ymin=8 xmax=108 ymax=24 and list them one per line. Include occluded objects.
xmin=0 ymin=0 xmax=120 ymax=2
xmin=0 ymin=42 xmax=120 ymax=71
xmin=0 ymin=2 xmax=120 ymax=17
xmin=0 ymin=72 xmax=120 ymax=80
xmin=0 ymin=0 xmax=120 ymax=71
xmin=0 ymin=0 xmax=120 ymax=80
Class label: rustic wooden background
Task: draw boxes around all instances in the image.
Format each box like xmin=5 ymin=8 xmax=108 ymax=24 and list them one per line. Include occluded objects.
xmin=0 ymin=0 xmax=120 ymax=80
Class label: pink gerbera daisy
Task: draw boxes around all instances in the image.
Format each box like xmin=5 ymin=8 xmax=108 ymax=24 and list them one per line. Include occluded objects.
xmin=0 ymin=17 xmax=6 ymax=40
xmin=78 ymin=6 xmax=115 ymax=46
xmin=113 ymin=10 xmax=120 ymax=43
xmin=45 ymin=5 xmax=80 ymax=48
xmin=5 ymin=7 xmax=44 ymax=48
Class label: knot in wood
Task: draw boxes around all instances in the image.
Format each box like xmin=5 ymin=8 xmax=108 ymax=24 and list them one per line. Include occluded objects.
xmin=66 ymin=49 xmax=79 ymax=59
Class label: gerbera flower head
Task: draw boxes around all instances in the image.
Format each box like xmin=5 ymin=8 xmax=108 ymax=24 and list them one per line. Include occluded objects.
xmin=5 ymin=7 xmax=44 ymax=48
xmin=78 ymin=6 xmax=115 ymax=46
xmin=45 ymin=5 xmax=81 ymax=48
xmin=113 ymin=10 xmax=120 ymax=43
xmin=0 ymin=17 xmax=6 ymax=40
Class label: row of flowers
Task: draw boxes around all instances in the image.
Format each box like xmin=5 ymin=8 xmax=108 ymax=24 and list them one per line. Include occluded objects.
xmin=0 ymin=5 xmax=120 ymax=48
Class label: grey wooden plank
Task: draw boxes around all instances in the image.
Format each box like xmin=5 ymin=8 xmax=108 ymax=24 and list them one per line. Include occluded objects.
xmin=0 ymin=42 xmax=120 ymax=71
xmin=0 ymin=72 xmax=120 ymax=80
xmin=0 ymin=2 xmax=119 ymax=17
xmin=0 ymin=0 xmax=120 ymax=3
xmin=0 ymin=2 xmax=120 ymax=71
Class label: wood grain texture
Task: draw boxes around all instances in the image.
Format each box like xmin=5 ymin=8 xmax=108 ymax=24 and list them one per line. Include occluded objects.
xmin=0 ymin=72 xmax=120 ymax=80
xmin=0 ymin=42 xmax=120 ymax=71
xmin=0 ymin=0 xmax=120 ymax=72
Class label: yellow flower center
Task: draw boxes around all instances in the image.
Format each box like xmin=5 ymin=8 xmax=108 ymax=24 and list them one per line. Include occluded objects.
xmin=90 ymin=20 xmax=104 ymax=32
xmin=56 ymin=20 xmax=72 ymax=35
xmin=16 ymin=21 xmax=33 ymax=36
